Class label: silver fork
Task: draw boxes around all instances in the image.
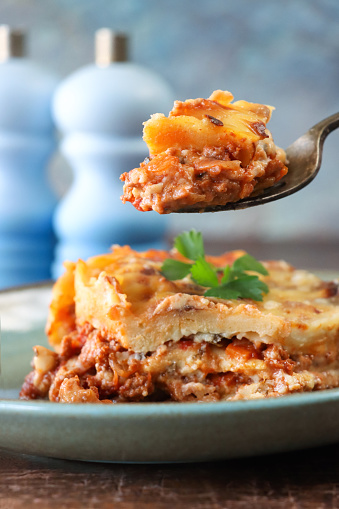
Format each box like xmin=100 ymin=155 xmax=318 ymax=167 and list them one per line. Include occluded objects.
xmin=178 ymin=112 xmax=339 ymax=212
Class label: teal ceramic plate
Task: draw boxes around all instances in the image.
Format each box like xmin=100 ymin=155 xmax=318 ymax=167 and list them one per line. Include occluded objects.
xmin=1 ymin=282 xmax=339 ymax=463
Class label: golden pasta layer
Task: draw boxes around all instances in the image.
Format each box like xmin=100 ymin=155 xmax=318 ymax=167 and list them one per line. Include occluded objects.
xmin=20 ymin=246 xmax=339 ymax=404
xmin=120 ymin=90 xmax=288 ymax=213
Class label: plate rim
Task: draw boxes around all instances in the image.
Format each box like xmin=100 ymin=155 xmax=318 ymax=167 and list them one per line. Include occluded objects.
xmin=0 ymin=280 xmax=53 ymax=294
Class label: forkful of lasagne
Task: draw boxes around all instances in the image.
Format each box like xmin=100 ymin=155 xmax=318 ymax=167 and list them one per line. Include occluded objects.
xmin=120 ymin=90 xmax=339 ymax=213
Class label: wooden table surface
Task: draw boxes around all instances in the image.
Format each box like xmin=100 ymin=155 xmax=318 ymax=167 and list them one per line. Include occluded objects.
xmin=1 ymin=240 xmax=339 ymax=508
xmin=1 ymin=442 xmax=338 ymax=508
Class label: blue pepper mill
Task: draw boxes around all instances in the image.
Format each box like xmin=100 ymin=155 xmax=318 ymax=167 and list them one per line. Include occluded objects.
xmin=0 ymin=26 xmax=58 ymax=288
xmin=52 ymin=30 xmax=175 ymax=277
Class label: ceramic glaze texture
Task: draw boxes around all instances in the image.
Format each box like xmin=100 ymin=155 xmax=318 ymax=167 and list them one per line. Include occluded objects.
xmin=52 ymin=60 xmax=174 ymax=277
xmin=0 ymin=58 xmax=58 ymax=288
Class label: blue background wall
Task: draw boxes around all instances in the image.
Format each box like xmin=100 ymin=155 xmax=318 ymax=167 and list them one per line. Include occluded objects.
xmin=1 ymin=0 xmax=339 ymax=243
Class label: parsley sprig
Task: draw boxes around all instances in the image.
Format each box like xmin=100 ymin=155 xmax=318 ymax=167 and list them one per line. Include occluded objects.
xmin=161 ymin=230 xmax=269 ymax=301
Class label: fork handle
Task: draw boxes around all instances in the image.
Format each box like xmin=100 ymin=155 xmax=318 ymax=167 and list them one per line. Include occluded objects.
xmin=311 ymin=111 xmax=339 ymax=143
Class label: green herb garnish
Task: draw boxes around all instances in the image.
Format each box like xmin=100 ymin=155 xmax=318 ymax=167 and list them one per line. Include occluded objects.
xmin=161 ymin=230 xmax=269 ymax=301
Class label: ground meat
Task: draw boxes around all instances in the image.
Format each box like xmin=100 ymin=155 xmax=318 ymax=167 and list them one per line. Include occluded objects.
xmin=262 ymin=344 xmax=296 ymax=374
xmin=119 ymin=373 xmax=154 ymax=401
xmin=19 ymin=328 xmax=339 ymax=404
xmin=20 ymin=371 xmax=48 ymax=400
xmin=121 ymin=143 xmax=287 ymax=213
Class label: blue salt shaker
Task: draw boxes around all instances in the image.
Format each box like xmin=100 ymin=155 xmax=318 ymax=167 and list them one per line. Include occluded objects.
xmin=52 ymin=30 xmax=175 ymax=277
xmin=0 ymin=26 xmax=58 ymax=288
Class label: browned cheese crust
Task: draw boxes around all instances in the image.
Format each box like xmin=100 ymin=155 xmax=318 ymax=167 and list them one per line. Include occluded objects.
xmin=120 ymin=90 xmax=288 ymax=213
xmin=19 ymin=246 xmax=339 ymax=404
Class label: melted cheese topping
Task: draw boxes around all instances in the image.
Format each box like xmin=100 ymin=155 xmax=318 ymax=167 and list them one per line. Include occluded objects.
xmin=144 ymin=90 xmax=274 ymax=156
xmin=47 ymin=246 xmax=339 ymax=359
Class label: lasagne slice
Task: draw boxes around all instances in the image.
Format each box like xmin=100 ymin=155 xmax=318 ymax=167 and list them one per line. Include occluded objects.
xmin=120 ymin=90 xmax=288 ymax=213
xmin=20 ymin=246 xmax=339 ymax=403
